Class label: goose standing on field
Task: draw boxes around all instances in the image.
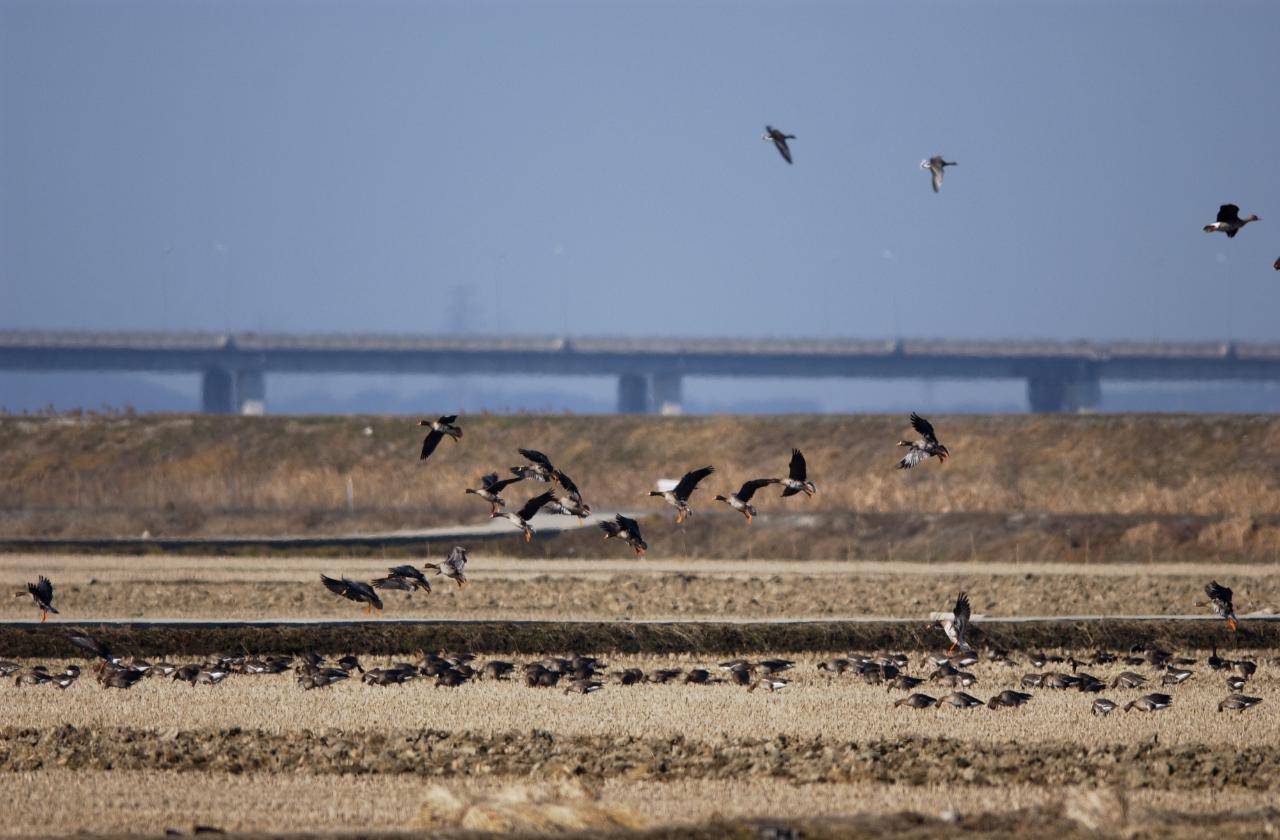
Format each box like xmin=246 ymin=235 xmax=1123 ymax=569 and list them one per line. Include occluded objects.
xmin=897 ymin=413 xmax=949 ymax=469
xmin=1203 ymin=204 xmax=1259 ymax=238
xmin=650 ymin=465 xmax=715 ymax=523
xmin=1218 ymin=694 xmax=1263 ymax=713
xmin=1124 ymin=693 xmax=1172 ymax=712
xmin=714 ymin=478 xmax=780 ymax=524
xmin=510 ymin=449 xmax=557 ymax=483
xmin=779 ymin=449 xmax=816 ymax=498
xmin=20 ymin=576 xmax=58 ymax=622
xmin=416 ymin=415 xmax=462 ymax=461
xmin=465 ymin=473 xmax=524 ymax=514
xmin=372 ymin=565 xmax=432 ymax=594
xmin=425 ymin=546 xmax=470 ymax=588
xmin=320 ymin=575 xmax=384 ymax=614
xmin=929 ymin=591 xmax=971 ymax=654
xmin=1204 ymin=580 xmax=1238 ymax=631
xmin=599 ymin=513 xmax=648 ymax=555
xmin=920 ymin=156 xmax=957 ymax=193
xmin=492 ymin=491 xmax=556 ymax=542
xmin=763 ymin=125 xmax=795 ymax=164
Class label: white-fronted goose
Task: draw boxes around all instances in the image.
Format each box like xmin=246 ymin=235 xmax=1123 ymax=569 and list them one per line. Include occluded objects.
xmin=599 ymin=513 xmax=648 ymax=555
xmin=1203 ymin=204 xmax=1259 ymax=238
xmin=763 ymin=125 xmax=795 ymax=164
xmin=1110 ymin=672 xmax=1147 ymax=689
xmin=714 ymin=478 xmax=780 ymax=524
xmin=896 ymin=413 xmax=949 ymax=469
xmin=425 ymin=546 xmax=470 ymax=588
xmin=1124 ymin=693 xmax=1172 ymax=712
xmin=650 ymin=465 xmax=715 ymax=523
xmin=1204 ymin=580 xmax=1238 ymax=631
xmin=987 ymin=690 xmax=1033 ymax=709
xmin=492 ymin=491 xmax=556 ymax=541
xmin=465 ymin=472 xmax=524 ymax=513
xmin=320 ymin=575 xmax=384 ymax=614
xmin=550 ymin=469 xmax=591 ymax=520
xmin=510 ymin=448 xmax=556 ymax=482
xmin=929 ymin=591 xmax=971 ymax=654
xmin=1218 ymin=694 xmax=1263 ymax=713
xmin=748 ymin=677 xmax=789 ymax=693
xmin=1092 ymin=698 xmax=1118 ymax=716
xmin=780 ymin=449 xmax=816 ymax=498
xmin=895 ymin=692 xmax=937 ymax=709
xmin=920 ymin=156 xmax=957 ymax=193
xmin=417 ymin=415 xmax=462 ymax=461
xmin=939 ymin=691 xmax=984 ymax=709
xmin=373 ymin=565 xmax=432 ymax=594
xmin=20 ymin=576 xmax=58 ymax=622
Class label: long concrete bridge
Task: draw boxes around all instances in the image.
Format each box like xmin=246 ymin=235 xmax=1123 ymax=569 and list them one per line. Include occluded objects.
xmin=3 ymin=330 xmax=1279 ymax=414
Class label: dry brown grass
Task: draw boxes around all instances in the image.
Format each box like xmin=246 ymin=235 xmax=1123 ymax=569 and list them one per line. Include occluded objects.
xmin=3 ymin=414 xmax=1280 ymax=540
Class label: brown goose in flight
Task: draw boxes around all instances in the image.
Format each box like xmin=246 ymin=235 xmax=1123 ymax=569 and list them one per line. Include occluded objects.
xmin=425 ymin=546 xmax=470 ymax=588
xmin=1203 ymin=204 xmax=1259 ymax=238
xmin=320 ymin=575 xmax=384 ymax=614
xmin=599 ymin=514 xmax=647 ymax=555
xmin=714 ymin=478 xmax=780 ymax=524
xmin=492 ymin=491 xmax=556 ymax=541
xmin=510 ymin=448 xmax=556 ymax=482
xmin=1204 ymin=580 xmax=1238 ymax=631
xmin=929 ymin=591 xmax=971 ymax=654
xmin=650 ymin=465 xmax=715 ymax=523
xmin=896 ymin=413 xmax=949 ymax=469
xmin=920 ymin=156 xmax=957 ymax=193
xmin=762 ymin=125 xmax=795 ymax=164
xmin=417 ymin=415 xmax=462 ymax=461
xmin=550 ymin=469 xmax=591 ymax=520
xmin=372 ymin=565 xmax=432 ymax=594
xmin=20 ymin=576 xmax=58 ymax=622
xmin=780 ymin=449 xmax=816 ymax=497
xmin=465 ymin=472 xmax=524 ymax=513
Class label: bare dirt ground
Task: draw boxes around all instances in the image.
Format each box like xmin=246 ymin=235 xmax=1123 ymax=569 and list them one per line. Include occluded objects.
xmin=4 ymin=554 xmax=1277 ymax=621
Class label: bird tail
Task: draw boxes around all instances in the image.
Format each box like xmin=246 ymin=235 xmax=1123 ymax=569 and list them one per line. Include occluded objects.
xmin=47 ymin=605 xmax=60 ymax=614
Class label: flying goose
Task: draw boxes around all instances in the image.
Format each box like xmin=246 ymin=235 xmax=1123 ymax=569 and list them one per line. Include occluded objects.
xmin=320 ymin=575 xmax=384 ymax=614
xmin=425 ymin=546 xmax=470 ymax=588
xmin=920 ymin=156 xmax=957 ymax=193
xmin=896 ymin=413 xmax=949 ymax=469
xmin=1203 ymin=204 xmax=1259 ymax=238
xmin=599 ymin=513 xmax=648 ymax=555
xmin=650 ymin=465 xmax=715 ymax=523
xmin=779 ymin=449 xmax=816 ymax=498
xmin=373 ymin=565 xmax=432 ymax=594
xmin=20 ymin=576 xmax=58 ymax=622
xmin=762 ymin=125 xmax=795 ymax=164
xmin=1218 ymin=694 xmax=1263 ymax=713
xmin=510 ymin=448 xmax=557 ymax=482
xmin=549 ymin=469 xmax=591 ymax=520
xmin=929 ymin=591 xmax=972 ymax=654
xmin=714 ymin=478 xmax=780 ymax=524
xmin=1204 ymin=580 xmax=1238 ymax=631
xmin=416 ymin=415 xmax=462 ymax=461
xmin=465 ymin=472 xmax=524 ymax=513
xmin=492 ymin=491 xmax=556 ymax=541
xmin=1124 ymin=693 xmax=1172 ymax=712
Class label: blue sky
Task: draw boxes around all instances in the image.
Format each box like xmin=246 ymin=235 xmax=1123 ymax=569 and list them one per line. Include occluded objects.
xmin=1 ymin=0 xmax=1278 ymax=411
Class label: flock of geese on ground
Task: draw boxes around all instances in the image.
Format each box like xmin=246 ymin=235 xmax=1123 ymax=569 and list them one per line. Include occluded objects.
xmin=1 ymin=629 xmax=1268 ymax=719
xmin=763 ymin=125 xmax=1278 ymax=270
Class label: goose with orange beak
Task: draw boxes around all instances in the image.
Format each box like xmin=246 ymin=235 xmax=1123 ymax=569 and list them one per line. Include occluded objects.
xmin=929 ymin=591 xmax=971 ymax=654
xmin=1205 ymin=580 xmax=1239 ymax=631
xmin=492 ymin=490 xmax=556 ymax=542
xmin=896 ymin=413 xmax=949 ymax=469
xmin=20 ymin=576 xmax=58 ymax=622
xmin=321 ymin=574 xmax=384 ymax=615
xmin=714 ymin=478 xmax=780 ymax=524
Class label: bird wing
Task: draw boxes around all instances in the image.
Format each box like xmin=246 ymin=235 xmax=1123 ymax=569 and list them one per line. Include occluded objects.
xmin=615 ymin=514 xmax=643 ymax=537
xmin=516 ymin=491 xmax=556 ymax=521
xmin=488 ymin=475 xmax=524 ymax=493
xmin=32 ymin=575 xmax=53 ymax=605
xmin=388 ymin=564 xmax=427 ymax=582
xmin=518 ymin=448 xmax=554 ymax=468
xmin=896 ymin=448 xmax=931 ymax=469
xmin=953 ymin=592 xmax=971 ymax=636
xmin=787 ymin=450 xmax=807 ymax=482
xmin=420 ymin=429 xmax=444 ymax=460
xmin=446 ymin=546 xmax=468 ymax=574
xmin=932 ymin=166 xmax=943 ymax=193
xmin=1205 ymin=580 xmax=1233 ymax=607
xmin=479 ymin=472 xmax=500 ymax=490
xmin=348 ymin=579 xmax=382 ymax=609
xmin=320 ymin=574 xmax=350 ymax=598
xmin=737 ymin=478 xmax=779 ymax=502
xmin=598 ymin=520 xmax=622 ymax=537
xmin=438 ymin=415 xmax=457 ymax=424
xmin=67 ymin=633 xmax=111 ymax=660
xmin=910 ymin=412 xmax=938 ymax=444
xmin=774 ymin=136 xmax=793 ymax=164
xmin=553 ymin=469 xmax=582 ymax=500
xmin=673 ymin=465 xmax=715 ymax=500
xmin=1218 ymin=204 xmax=1240 ymax=223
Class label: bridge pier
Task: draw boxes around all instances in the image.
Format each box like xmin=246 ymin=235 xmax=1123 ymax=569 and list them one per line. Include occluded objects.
xmin=1027 ymin=373 xmax=1101 ymax=413
xmin=236 ymin=369 xmax=266 ymax=416
xmin=652 ymin=372 xmax=683 ymax=415
xmin=201 ymin=369 xmax=234 ymax=414
xmin=617 ymin=373 xmax=650 ymax=414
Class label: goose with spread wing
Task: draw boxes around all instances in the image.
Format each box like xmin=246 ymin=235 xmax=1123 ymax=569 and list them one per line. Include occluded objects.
xmin=425 ymin=546 xmax=470 ymax=588
xmin=920 ymin=156 xmax=957 ymax=193
xmin=320 ymin=575 xmax=384 ymax=614
xmin=1203 ymin=204 xmax=1259 ymax=238
xmin=929 ymin=591 xmax=971 ymax=654
xmin=510 ymin=449 xmax=557 ymax=482
xmin=896 ymin=413 xmax=949 ymax=469
xmin=650 ymin=465 xmax=715 ymax=523
xmin=465 ymin=472 xmax=524 ymax=513
xmin=1204 ymin=580 xmax=1238 ymax=631
xmin=780 ymin=449 xmax=816 ymax=497
xmin=416 ymin=415 xmax=462 ymax=462
xmin=715 ymin=478 xmax=780 ymax=524
xmin=599 ymin=514 xmax=647 ymax=555
xmin=550 ymin=469 xmax=591 ymax=520
xmin=762 ymin=125 xmax=795 ymax=164
xmin=20 ymin=576 xmax=58 ymax=622
xmin=373 ymin=565 xmax=432 ymax=594
xmin=492 ymin=490 xmax=556 ymax=542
